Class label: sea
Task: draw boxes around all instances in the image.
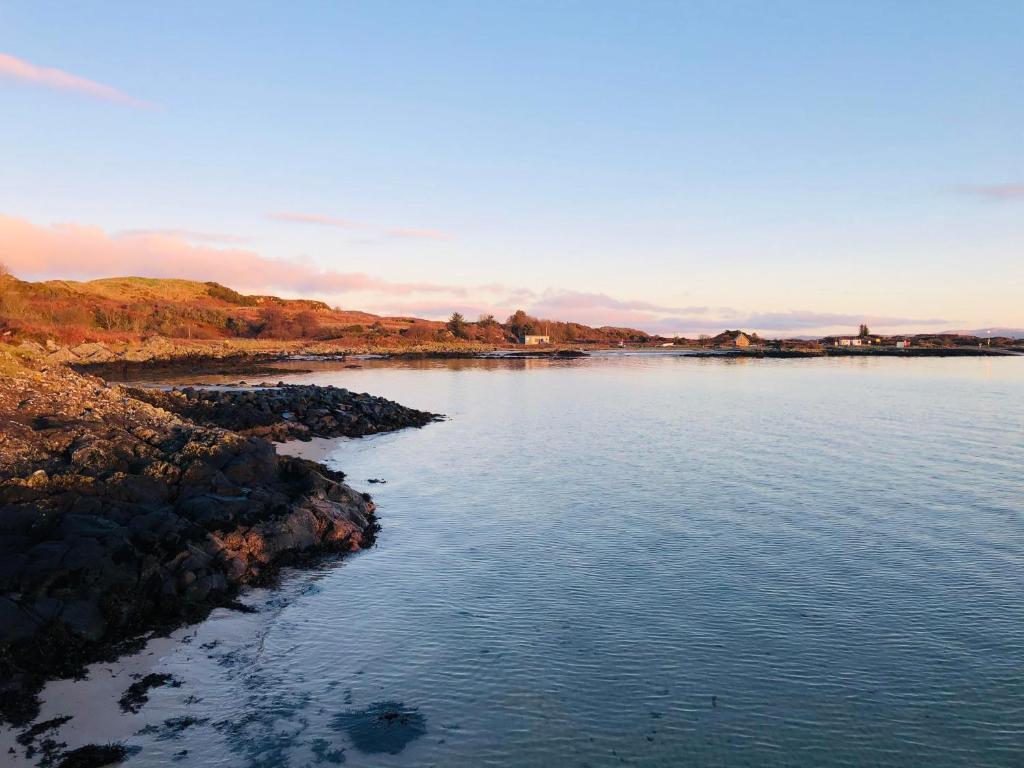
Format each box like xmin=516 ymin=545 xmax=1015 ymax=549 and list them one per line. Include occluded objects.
xmin=6 ymin=352 xmax=1024 ymax=767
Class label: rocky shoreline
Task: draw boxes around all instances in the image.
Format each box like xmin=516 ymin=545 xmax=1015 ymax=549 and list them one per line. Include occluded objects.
xmin=0 ymin=361 xmax=440 ymax=735
xmin=126 ymin=383 xmax=441 ymax=442
xmin=21 ymin=337 xmax=1016 ymax=385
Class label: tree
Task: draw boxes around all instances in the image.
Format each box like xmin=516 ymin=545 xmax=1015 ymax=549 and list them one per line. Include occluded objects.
xmin=506 ymin=309 xmax=535 ymax=339
xmin=477 ymin=313 xmax=496 ymax=327
xmin=859 ymin=324 xmax=870 ymax=337
xmin=447 ymin=312 xmax=468 ymax=339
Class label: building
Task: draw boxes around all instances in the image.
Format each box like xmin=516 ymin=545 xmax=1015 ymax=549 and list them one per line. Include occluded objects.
xmin=894 ymin=340 xmax=911 ymax=349
xmin=521 ymin=334 xmax=551 ymax=345
xmin=834 ymin=336 xmax=879 ymax=347
xmin=711 ymin=330 xmax=751 ymax=348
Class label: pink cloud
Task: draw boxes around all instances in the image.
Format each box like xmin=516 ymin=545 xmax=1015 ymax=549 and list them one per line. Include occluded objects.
xmin=955 ymin=184 xmax=1024 ymax=202
xmin=0 ymin=214 xmax=462 ymax=298
xmin=0 ymin=52 xmax=151 ymax=108
xmin=381 ymin=300 xmax=513 ymax=320
xmin=268 ymin=212 xmax=359 ymax=227
xmin=0 ymin=213 xmax=954 ymax=337
xmin=388 ymin=228 xmax=455 ymax=241
xmin=530 ymin=291 xmax=708 ymax=317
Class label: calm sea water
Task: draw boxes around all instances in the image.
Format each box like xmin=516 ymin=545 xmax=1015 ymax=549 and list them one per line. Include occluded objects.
xmin=112 ymin=355 xmax=1024 ymax=765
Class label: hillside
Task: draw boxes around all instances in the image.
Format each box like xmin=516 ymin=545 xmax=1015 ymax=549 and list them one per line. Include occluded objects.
xmin=0 ymin=274 xmax=652 ymax=349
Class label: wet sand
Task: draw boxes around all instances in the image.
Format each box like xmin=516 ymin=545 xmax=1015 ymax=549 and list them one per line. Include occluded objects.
xmin=0 ymin=585 xmax=297 ymax=765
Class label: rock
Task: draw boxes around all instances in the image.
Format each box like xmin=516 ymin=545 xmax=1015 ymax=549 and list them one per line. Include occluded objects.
xmin=0 ymin=364 xmax=393 ymax=726
xmin=18 ymin=340 xmax=46 ymax=356
xmin=126 ymin=383 xmax=442 ymax=441
xmin=60 ymin=600 xmax=107 ymax=642
xmin=0 ymin=597 xmax=40 ymax=644
xmin=56 ymin=743 xmax=128 ymax=768
xmin=117 ymin=673 xmax=179 ymax=714
xmin=45 ymin=348 xmax=80 ymax=364
xmin=70 ymin=343 xmax=115 ymax=364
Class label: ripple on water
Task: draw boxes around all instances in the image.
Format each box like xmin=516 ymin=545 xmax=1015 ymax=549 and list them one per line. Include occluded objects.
xmin=30 ymin=355 xmax=1023 ymax=768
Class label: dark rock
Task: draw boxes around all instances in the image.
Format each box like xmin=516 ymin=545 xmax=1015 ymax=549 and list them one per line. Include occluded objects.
xmin=1 ymin=365 xmax=403 ymax=725
xmin=59 ymin=600 xmax=107 ymax=642
xmin=331 ymin=701 xmax=427 ymax=755
xmin=118 ymin=673 xmax=180 ymax=714
xmin=126 ymin=383 xmax=442 ymax=441
xmin=55 ymin=743 xmax=128 ymax=768
xmin=0 ymin=597 xmax=39 ymax=644
xmin=16 ymin=714 xmax=73 ymax=748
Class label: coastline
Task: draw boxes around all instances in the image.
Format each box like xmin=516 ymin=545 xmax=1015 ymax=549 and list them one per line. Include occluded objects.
xmin=2 ymin=345 xmax=1021 ymax=765
xmin=68 ymin=345 xmax=1024 ymax=384
xmin=6 ymin=333 xmax=1018 ymax=384
xmin=0 ymin=355 xmax=441 ymax=762
xmin=0 ymin=565 xmax=325 ymax=767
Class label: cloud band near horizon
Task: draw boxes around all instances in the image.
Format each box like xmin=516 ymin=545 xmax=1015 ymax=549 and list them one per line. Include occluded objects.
xmin=955 ymin=184 xmax=1024 ymax=202
xmin=0 ymin=213 xmax=954 ymax=336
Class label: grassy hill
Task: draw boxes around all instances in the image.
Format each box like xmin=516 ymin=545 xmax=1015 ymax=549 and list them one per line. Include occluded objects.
xmin=0 ymin=274 xmax=651 ymax=348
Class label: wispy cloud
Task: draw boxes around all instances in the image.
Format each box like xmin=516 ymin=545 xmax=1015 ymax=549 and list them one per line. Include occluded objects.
xmin=502 ymin=293 xmax=950 ymax=336
xmin=729 ymin=310 xmax=951 ymax=332
xmin=388 ymin=227 xmax=455 ymax=241
xmin=530 ymin=291 xmax=707 ymax=317
xmin=0 ymin=52 xmax=151 ymax=108
xmin=268 ymin=212 xmax=359 ymax=227
xmin=955 ymin=184 xmax=1024 ymax=202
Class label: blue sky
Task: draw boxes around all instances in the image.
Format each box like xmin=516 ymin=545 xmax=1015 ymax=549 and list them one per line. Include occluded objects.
xmin=1 ymin=1 xmax=1021 ymax=334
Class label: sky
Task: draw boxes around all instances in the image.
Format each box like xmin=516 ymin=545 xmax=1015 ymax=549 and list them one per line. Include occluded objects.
xmin=1 ymin=1 xmax=1021 ymax=336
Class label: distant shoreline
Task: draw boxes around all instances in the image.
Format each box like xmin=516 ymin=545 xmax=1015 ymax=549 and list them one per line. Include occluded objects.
xmin=68 ymin=343 xmax=1022 ymax=381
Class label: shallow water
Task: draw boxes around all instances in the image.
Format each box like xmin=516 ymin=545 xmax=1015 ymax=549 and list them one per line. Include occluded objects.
xmin=19 ymin=354 xmax=1024 ymax=766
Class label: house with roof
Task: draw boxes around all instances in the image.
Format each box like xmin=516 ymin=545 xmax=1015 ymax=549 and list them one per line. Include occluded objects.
xmin=711 ymin=330 xmax=751 ymax=348
xmin=521 ymin=334 xmax=551 ymax=345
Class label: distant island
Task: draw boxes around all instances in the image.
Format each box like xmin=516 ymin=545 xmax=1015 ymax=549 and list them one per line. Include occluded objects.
xmin=0 ymin=273 xmax=1022 ymax=370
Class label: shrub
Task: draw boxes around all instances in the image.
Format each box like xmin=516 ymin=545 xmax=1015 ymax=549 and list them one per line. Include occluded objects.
xmin=205 ymin=282 xmax=257 ymax=306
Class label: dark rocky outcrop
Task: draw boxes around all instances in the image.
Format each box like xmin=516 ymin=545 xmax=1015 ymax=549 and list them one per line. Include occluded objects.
xmin=0 ymin=365 xmax=422 ymax=726
xmin=55 ymin=743 xmax=128 ymax=768
xmin=126 ymin=383 xmax=441 ymax=442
